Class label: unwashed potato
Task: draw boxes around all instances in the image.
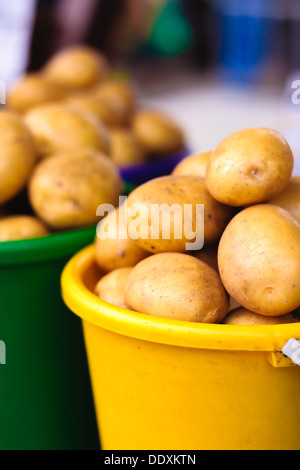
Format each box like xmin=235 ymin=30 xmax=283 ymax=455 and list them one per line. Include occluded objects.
xmin=206 ymin=128 xmax=294 ymax=207
xmin=193 ymin=244 xmax=219 ymax=272
xmin=94 ymin=267 xmax=133 ymax=309
xmin=229 ymin=297 xmax=242 ymax=312
xmin=110 ymin=128 xmax=146 ymax=166
xmin=126 ymin=175 xmax=234 ymax=253
xmin=29 ymin=149 xmax=123 ymax=230
xmin=173 ymin=151 xmax=212 ymax=177
xmin=43 ymin=45 xmax=109 ymax=90
xmin=95 ymin=205 xmax=149 ymax=273
xmin=93 ymin=79 xmax=136 ymax=125
xmin=218 ymin=204 xmax=300 ymax=317
xmin=224 ymin=308 xmax=300 ymax=326
xmin=124 ymin=253 xmax=229 ymax=323
xmin=132 ymin=110 xmax=185 ymax=155
xmin=65 ymin=94 xmax=125 ymax=128
xmin=269 ymin=176 xmax=300 ymax=224
xmin=0 ymin=215 xmax=49 ymax=241
xmin=7 ymin=74 xmax=68 ymax=114
xmin=0 ymin=111 xmax=37 ymax=204
xmin=24 ymin=104 xmax=110 ymax=158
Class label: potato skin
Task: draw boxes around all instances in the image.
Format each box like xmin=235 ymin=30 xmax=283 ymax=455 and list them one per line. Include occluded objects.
xmin=110 ymin=129 xmax=146 ymax=167
xmin=0 ymin=215 xmax=49 ymax=241
xmin=95 ymin=206 xmax=149 ymax=273
xmin=94 ymin=267 xmax=133 ymax=309
xmin=29 ymin=149 xmax=123 ymax=230
xmin=43 ymin=45 xmax=109 ymax=90
xmin=7 ymin=74 xmax=68 ymax=114
xmin=224 ymin=308 xmax=300 ymax=326
xmin=218 ymin=204 xmax=300 ymax=317
xmin=126 ymin=175 xmax=234 ymax=253
xmin=132 ymin=110 xmax=185 ymax=155
xmin=125 ymin=253 xmax=229 ymax=323
xmin=269 ymin=176 xmax=300 ymax=224
xmin=0 ymin=111 xmax=37 ymax=204
xmin=206 ymin=128 xmax=294 ymax=207
xmin=173 ymin=151 xmax=212 ymax=177
xmin=93 ymin=80 xmax=136 ymax=125
xmin=65 ymin=94 xmax=124 ymax=128
xmin=194 ymin=245 xmax=219 ymax=272
xmin=24 ymin=104 xmax=110 ymax=159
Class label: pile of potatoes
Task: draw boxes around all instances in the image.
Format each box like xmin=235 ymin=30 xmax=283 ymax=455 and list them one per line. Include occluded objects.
xmin=0 ymin=45 xmax=186 ymax=242
xmin=93 ymin=127 xmax=300 ymax=327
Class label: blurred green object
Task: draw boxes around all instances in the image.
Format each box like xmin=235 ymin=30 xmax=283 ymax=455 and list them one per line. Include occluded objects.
xmin=146 ymin=0 xmax=193 ymax=56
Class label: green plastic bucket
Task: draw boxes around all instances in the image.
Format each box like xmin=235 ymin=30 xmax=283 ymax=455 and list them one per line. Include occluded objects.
xmin=0 ymin=226 xmax=101 ymax=450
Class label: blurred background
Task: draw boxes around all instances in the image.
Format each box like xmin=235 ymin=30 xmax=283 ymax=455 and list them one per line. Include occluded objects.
xmin=0 ymin=0 xmax=300 ymax=170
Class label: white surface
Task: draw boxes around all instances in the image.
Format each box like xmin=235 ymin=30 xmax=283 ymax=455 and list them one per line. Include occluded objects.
xmin=139 ymin=75 xmax=300 ymax=174
xmin=0 ymin=0 xmax=37 ymax=87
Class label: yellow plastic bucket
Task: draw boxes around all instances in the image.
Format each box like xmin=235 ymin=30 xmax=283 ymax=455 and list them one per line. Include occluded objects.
xmin=61 ymin=245 xmax=300 ymax=451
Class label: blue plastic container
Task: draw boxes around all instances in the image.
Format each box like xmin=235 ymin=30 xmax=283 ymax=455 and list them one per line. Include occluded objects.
xmin=213 ymin=0 xmax=276 ymax=84
xmin=119 ymin=148 xmax=190 ymax=186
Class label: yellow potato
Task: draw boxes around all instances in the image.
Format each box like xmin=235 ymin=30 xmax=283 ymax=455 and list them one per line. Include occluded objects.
xmin=124 ymin=253 xmax=229 ymax=323
xmin=194 ymin=244 xmax=219 ymax=272
xmin=126 ymin=175 xmax=234 ymax=253
xmin=29 ymin=149 xmax=123 ymax=230
xmin=24 ymin=104 xmax=110 ymax=158
xmin=173 ymin=151 xmax=212 ymax=177
xmin=132 ymin=110 xmax=185 ymax=155
xmin=229 ymin=297 xmax=242 ymax=312
xmin=110 ymin=129 xmax=146 ymax=166
xmin=224 ymin=308 xmax=300 ymax=326
xmin=218 ymin=204 xmax=300 ymax=317
xmin=0 ymin=111 xmax=37 ymax=204
xmin=7 ymin=74 xmax=68 ymax=114
xmin=43 ymin=45 xmax=109 ymax=90
xmin=93 ymin=80 xmax=136 ymax=125
xmin=94 ymin=267 xmax=133 ymax=309
xmin=95 ymin=206 xmax=149 ymax=273
xmin=269 ymin=176 xmax=300 ymax=224
xmin=65 ymin=94 xmax=125 ymax=128
xmin=0 ymin=215 xmax=49 ymax=241
xmin=206 ymin=128 xmax=294 ymax=207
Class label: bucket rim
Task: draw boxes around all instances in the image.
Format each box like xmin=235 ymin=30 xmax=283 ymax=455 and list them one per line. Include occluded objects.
xmin=61 ymin=244 xmax=300 ymax=352
xmin=0 ymin=226 xmax=97 ymax=266
xmin=0 ymin=181 xmax=135 ymax=266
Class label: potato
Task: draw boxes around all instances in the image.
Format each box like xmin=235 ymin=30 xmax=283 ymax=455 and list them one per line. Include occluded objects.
xmin=7 ymin=74 xmax=68 ymax=114
xmin=94 ymin=267 xmax=133 ymax=309
xmin=95 ymin=206 xmax=149 ymax=272
xmin=65 ymin=94 xmax=125 ymax=128
xmin=224 ymin=308 xmax=300 ymax=326
xmin=218 ymin=204 xmax=300 ymax=317
xmin=229 ymin=297 xmax=242 ymax=312
xmin=124 ymin=253 xmax=229 ymax=323
xmin=194 ymin=245 xmax=219 ymax=272
xmin=206 ymin=128 xmax=294 ymax=207
xmin=0 ymin=215 xmax=49 ymax=241
xmin=110 ymin=129 xmax=146 ymax=166
xmin=29 ymin=149 xmax=123 ymax=230
xmin=93 ymin=80 xmax=136 ymax=125
xmin=0 ymin=111 xmax=37 ymax=204
xmin=24 ymin=104 xmax=110 ymax=158
xmin=126 ymin=175 xmax=234 ymax=253
xmin=132 ymin=110 xmax=185 ymax=155
xmin=172 ymin=151 xmax=212 ymax=177
xmin=269 ymin=176 xmax=300 ymax=224
xmin=43 ymin=45 xmax=109 ymax=90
